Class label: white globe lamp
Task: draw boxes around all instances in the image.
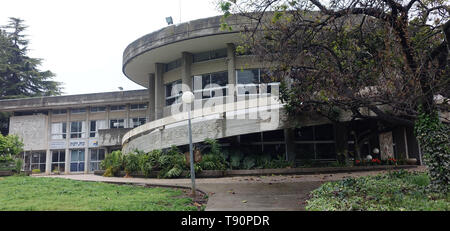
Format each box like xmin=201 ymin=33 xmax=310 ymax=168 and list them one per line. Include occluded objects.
xmin=182 ymin=91 xmax=194 ymax=104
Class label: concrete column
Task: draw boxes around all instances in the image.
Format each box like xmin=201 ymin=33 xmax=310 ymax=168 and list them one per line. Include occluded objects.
xmin=155 ymin=63 xmax=165 ymax=120
xmin=181 ymin=52 xmax=193 ymax=92
xmin=334 ymin=122 xmax=349 ymax=163
xmin=227 ymin=43 xmax=236 ymax=101
xmin=65 ymin=111 xmax=71 ymax=174
xmin=148 ymin=73 xmax=156 ymax=122
xmin=45 ymin=110 xmax=52 ymax=174
xmin=284 ymin=128 xmax=296 ymax=162
xmin=45 ymin=150 xmax=51 ymax=174
xmin=84 ymin=111 xmax=89 ymax=174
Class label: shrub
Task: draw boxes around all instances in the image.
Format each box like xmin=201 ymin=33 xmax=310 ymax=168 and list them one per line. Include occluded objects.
xmin=0 ymin=134 xmax=24 ymax=157
xmin=32 ymin=169 xmax=41 ymax=174
xmin=158 ymin=146 xmax=186 ymax=178
xmin=255 ymin=154 xmax=272 ymax=169
xmin=100 ymin=151 xmax=123 ymax=177
xmin=267 ymin=155 xmax=293 ymax=169
xmin=242 ymin=155 xmax=257 ymax=169
xmin=139 ymin=150 xmax=162 ymax=177
xmin=229 ymin=152 xmax=243 ymax=169
xmin=415 ymin=109 xmax=450 ymax=193
xmin=124 ymin=152 xmax=140 ymax=176
xmin=14 ymin=158 xmax=23 ymax=173
xmin=198 ymin=139 xmax=227 ymax=171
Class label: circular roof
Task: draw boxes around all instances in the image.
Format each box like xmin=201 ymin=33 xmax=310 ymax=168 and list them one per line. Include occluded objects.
xmin=122 ymin=15 xmax=252 ymax=87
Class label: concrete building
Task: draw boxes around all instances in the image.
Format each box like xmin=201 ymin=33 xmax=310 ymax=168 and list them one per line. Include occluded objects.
xmin=0 ymin=14 xmax=423 ymax=175
xmin=0 ymin=90 xmax=149 ymax=174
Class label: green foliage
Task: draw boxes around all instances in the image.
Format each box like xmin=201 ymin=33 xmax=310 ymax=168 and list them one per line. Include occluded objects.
xmin=14 ymin=158 xmax=23 ymax=173
xmin=31 ymin=169 xmax=41 ymax=174
xmin=306 ymin=170 xmax=449 ymax=211
xmin=158 ymin=146 xmax=186 ymax=179
xmin=414 ymin=109 xmax=450 ymax=193
xmin=124 ymin=152 xmax=140 ymax=175
xmin=100 ymin=151 xmax=123 ymax=177
xmin=266 ymin=155 xmax=294 ymax=169
xmin=139 ymin=149 xmax=162 ymax=177
xmin=198 ymin=139 xmax=227 ymax=170
xmin=242 ymin=155 xmax=257 ymax=169
xmin=0 ymin=134 xmax=23 ymax=157
xmin=0 ymin=18 xmax=62 ymax=135
xmin=229 ymin=151 xmax=244 ymax=169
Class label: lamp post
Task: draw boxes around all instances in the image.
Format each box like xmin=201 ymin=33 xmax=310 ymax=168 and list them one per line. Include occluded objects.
xmin=182 ymin=91 xmax=196 ymax=197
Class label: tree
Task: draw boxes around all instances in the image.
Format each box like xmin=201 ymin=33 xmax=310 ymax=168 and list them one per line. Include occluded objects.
xmin=0 ymin=17 xmax=62 ymax=135
xmin=219 ymin=0 xmax=449 ymax=192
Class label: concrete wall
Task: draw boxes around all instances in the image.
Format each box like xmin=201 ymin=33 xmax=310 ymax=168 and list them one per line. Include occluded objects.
xmin=10 ymin=114 xmax=48 ymax=151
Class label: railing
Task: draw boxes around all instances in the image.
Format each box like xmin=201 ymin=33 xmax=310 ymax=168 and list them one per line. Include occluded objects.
xmin=122 ymin=95 xmax=283 ymax=145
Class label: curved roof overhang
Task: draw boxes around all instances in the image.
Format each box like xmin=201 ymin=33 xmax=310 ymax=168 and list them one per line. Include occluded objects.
xmin=122 ymin=15 xmax=254 ymax=88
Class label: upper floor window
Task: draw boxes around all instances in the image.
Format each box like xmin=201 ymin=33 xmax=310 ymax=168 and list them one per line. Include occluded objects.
xmin=110 ymin=105 xmax=126 ymax=111
xmin=90 ymin=106 xmax=106 ymax=113
xmin=193 ymin=49 xmax=227 ymax=63
xmin=192 ymin=71 xmax=228 ymax=99
xmin=164 ymin=59 xmax=181 ymax=72
xmin=52 ymin=109 xmax=67 ymax=115
xmin=165 ymin=80 xmax=182 ymax=106
xmin=51 ymin=122 xmax=67 ymax=140
xmin=130 ymin=103 xmax=148 ymax=110
xmin=110 ymin=119 xmax=125 ymax=129
xmin=71 ymin=108 xmax=86 ymax=114
xmin=129 ymin=117 xmax=146 ymax=128
xmin=70 ymin=121 xmax=86 ymax=138
xmin=236 ymin=69 xmax=279 ymax=95
xmin=89 ymin=120 xmax=107 ymax=138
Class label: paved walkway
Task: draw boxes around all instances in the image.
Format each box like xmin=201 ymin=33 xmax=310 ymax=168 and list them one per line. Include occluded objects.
xmin=35 ymin=166 xmax=426 ymax=211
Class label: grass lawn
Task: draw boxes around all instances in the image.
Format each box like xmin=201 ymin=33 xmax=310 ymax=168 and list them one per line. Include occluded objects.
xmin=0 ymin=176 xmax=197 ymax=211
xmin=306 ymin=170 xmax=450 ymax=211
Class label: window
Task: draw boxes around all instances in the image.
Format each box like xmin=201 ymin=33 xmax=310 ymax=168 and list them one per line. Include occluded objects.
xmin=70 ymin=121 xmax=86 ymax=138
xmin=90 ymin=106 xmax=106 ymax=113
xmin=70 ymin=149 xmax=85 ymax=172
xmin=193 ymin=49 xmax=227 ymax=63
xmin=51 ymin=150 xmax=65 ymax=172
xmin=129 ymin=117 xmax=146 ymax=128
xmin=236 ymin=69 xmax=279 ymax=95
xmin=192 ymin=71 xmax=228 ymax=99
xmin=90 ymin=149 xmax=105 ymax=171
xmin=164 ymin=59 xmax=181 ymax=72
xmin=23 ymin=151 xmax=46 ymax=172
xmin=70 ymin=108 xmax=86 ymax=114
xmin=90 ymin=120 xmax=107 ymax=138
xmin=51 ymin=122 xmax=67 ymax=139
xmin=294 ymin=124 xmax=336 ymax=160
xmin=165 ymin=80 xmax=182 ymax=106
xmin=52 ymin=109 xmax=67 ymax=115
xmin=110 ymin=105 xmax=126 ymax=111
xmin=130 ymin=103 xmax=148 ymax=110
xmin=110 ymin=119 xmax=125 ymax=129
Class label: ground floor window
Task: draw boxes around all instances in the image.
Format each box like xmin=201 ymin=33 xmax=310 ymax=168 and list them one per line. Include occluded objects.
xmin=23 ymin=151 xmax=46 ymax=172
xmin=294 ymin=124 xmax=336 ymax=161
xmin=90 ymin=149 xmax=105 ymax=171
xmin=51 ymin=150 xmax=65 ymax=172
xmin=70 ymin=149 xmax=85 ymax=172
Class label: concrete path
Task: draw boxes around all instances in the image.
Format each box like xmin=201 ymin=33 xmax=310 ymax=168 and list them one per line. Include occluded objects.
xmin=35 ymin=166 xmax=426 ymax=211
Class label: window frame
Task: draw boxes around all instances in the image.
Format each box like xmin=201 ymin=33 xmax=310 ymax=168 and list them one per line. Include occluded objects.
xmin=51 ymin=122 xmax=67 ymax=140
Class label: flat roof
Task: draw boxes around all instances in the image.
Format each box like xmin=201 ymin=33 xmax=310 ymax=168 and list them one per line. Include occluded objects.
xmin=0 ymin=89 xmax=149 ymax=112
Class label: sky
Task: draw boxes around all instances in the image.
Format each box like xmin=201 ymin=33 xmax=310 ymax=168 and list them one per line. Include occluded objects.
xmin=0 ymin=0 xmax=221 ymax=95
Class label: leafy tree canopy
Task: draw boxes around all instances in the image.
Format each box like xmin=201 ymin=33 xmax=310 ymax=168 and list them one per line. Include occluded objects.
xmin=219 ymin=0 xmax=449 ymax=126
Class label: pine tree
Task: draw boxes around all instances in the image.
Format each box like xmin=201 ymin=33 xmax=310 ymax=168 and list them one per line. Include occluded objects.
xmin=0 ymin=17 xmax=62 ymax=135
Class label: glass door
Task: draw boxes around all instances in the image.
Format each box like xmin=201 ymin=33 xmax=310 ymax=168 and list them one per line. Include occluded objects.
xmin=70 ymin=149 xmax=85 ymax=172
